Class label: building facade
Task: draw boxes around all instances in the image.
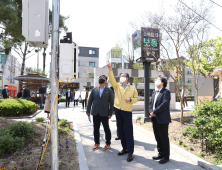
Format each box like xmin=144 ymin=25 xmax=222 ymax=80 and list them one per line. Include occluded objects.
xmin=106 ymin=48 xmax=129 ymax=69
xmin=0 ymin=49 xmax=28 ymax=97
xmin=77 ymin=46 xmax=99 ymax=91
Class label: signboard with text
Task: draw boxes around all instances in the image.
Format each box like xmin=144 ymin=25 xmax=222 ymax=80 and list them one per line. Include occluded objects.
xmin=141 ymin=27 xmax=160 ymax=62
xmin=132 ymin=28 xmax=160 ymax=63
xmin=59 ymin=82 xmax=79 ymax=89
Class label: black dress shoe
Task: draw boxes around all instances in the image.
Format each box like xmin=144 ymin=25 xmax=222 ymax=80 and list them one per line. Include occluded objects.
xmin=152 ymin=155 xmax=163 ymax=160
xmin=159 ymin=158 xmax=169 ymax=164
xmin=115 ymin=137 xmax=120 ymax=140
xmin=118 ymin=150 xmax=128 ymax=155
xmin=127 ymin=153 xmax=133 ymax=162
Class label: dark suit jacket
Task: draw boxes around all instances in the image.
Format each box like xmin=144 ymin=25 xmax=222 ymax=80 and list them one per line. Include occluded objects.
xmin=2 ymin=89 xmax=9 ymax=98
xmin=86 ymin=86 xmax=114 ymax=117
xmin=66 ymin=92 xmax=71 ymax=99
xmin=149 ymin=87 xmax=171 ymax=124
xmin=23 ymin=88 xmax=30 ymax=98
xmin=17 ymin=92 xmax=22 ymax=98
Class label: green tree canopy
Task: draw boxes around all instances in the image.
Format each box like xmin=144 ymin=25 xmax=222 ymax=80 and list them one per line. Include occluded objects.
xmin=0 ymin=0 xmax=24 ymax=54
xmin=186 ymin=36 xmax=222 ymax=77
xmin=29 ymin=67 xmax=47 ymax=77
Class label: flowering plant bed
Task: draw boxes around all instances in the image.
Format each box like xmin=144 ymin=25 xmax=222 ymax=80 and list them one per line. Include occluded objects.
xmin=0 ymin=119 xmax=79 ymax=170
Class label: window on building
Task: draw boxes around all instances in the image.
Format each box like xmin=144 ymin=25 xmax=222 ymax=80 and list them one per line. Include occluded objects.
xmin=92 ymin=50 xmax=96 ymax=55
xmin=89 ymin=50 xmax=92 ymax=54
xmin=78 ymin=72 xmax=80 ymax=78
xmin=8 ymin=66 xmax=10 ymax=70
xmin=89 ymin=62 xmax=95 ymax=67
xmin=187 ymin=79 xmax=192 ymax=83
xmin=111 ymin=63 xmax=116 ymax=68
xmin=117 ymin=63 xmax=122 ymax=68
xmin=124 ymin=63 xmax=129 ymax=69
xmin=78 ymin=61 xmax=80 ymax=66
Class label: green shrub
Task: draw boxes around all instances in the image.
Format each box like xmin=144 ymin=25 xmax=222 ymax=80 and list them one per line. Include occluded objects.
xmin=183 ymin=143 xmax=186 ymax=147
xmin=59 ymin=98 xmax=66 ymax=102
xmin=178 ymin=139 xmax=182 ymax=145
xmin=189 ymin=146 xmax=193 ymax=151
xmin=36 ymin=117 xmax=45 ymax=123
xmin=58 ymin=126 xmax=69 ymax=134
xmin=0 ymin=121 xmax=35 ymax=156
xmin=0 ymin=99 xmax=36 ymax=117
xmin=58 ymin=119 xmax=69 ymax=127
xmin=7 ymin=121 xmax=35 ymax=139
xmin=184 ymin=99 xmax=222 ymax=159
xmin=0 ymin=133 xmax=25 ymax=156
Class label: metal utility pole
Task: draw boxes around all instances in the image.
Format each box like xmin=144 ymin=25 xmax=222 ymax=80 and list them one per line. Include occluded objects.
xmin=51 ymin=0 xmax=60 ymax=169
xmin=37 ymin=48 xmax=39 ymax=69
xmin=144 ymin=61 xmax=151 ymax=121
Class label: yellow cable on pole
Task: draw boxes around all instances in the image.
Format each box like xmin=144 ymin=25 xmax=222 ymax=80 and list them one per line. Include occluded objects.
xmin=38 ymin=78 xmax=76 ymax=169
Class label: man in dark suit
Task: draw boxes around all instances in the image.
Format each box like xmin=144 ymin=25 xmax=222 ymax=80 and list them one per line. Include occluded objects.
xmin=66 ymin=88 xmax=71 ymax=107
xmin=86 ymin=75 xmax=114 ymax=150
xmin=22 ymin=85 xmax=30 ymax=100
xmin=2 ymin=85 xmax=9 ymax=99
xmin=149 ymin=76 xmax=171 ymax=164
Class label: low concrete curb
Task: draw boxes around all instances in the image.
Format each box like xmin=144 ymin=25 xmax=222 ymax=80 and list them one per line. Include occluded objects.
xmin=73 ymin=121 xmax=89 ymax=170
xmin=3 ymin=110 xmax=42 ymax=119
xmin=133 ymin=123 xmax=222 ymax=170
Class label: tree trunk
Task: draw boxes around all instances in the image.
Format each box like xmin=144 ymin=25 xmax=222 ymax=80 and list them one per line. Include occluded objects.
xmin=180 ymin=91 xmax=184 ymax=124
xmin=21 ymin=42 xmax=28 ymax=75
xmin=196 ymin=89 xmax=199 ymax=105
xmin=43 ymin=48 xmax=46 ymax=71
xmin=213 ymin=77 xmax=219 ymax=98
xmin=180 ymin=102 xmax=184 ymax=124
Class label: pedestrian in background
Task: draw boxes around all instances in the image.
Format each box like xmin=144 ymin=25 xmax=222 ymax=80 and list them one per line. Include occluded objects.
xmin=82 ymin=87 xmax=88 ymax=109
xmin=22 ymin=85 xmax=30 ymax=100
xmin=66 ymin=88 xmax=71 ymax=107
xmin=17 ymin=89 xmax=23 ymax=98
xmin=44 ymin=89 xmax=51 ymax=119
xmin=2 ymin=85 xmax=9 ymax=99
xmin=107 ymin=61 xmax=138 ymax=162
xmin=149 ymin=76 xmax=171 ymax=164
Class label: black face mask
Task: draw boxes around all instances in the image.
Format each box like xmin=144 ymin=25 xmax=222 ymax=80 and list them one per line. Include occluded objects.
xmin=99 ymin=78 xmax=105 ymax=84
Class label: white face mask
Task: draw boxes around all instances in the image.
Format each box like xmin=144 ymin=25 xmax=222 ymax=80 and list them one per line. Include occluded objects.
xmin=155 ymin=80 xmax=162 ymax=87
xmin=120 ymin=77 xmax=126 ymax=83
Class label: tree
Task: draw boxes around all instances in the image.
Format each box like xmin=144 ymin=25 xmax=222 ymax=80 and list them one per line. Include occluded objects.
xmin=0 ymin=0 xmax=24 ymax=54
xmin=133 ymin=63 xmax=144 ymax=89
xmin=81 ymin=66 xmax=94 ymax=82
xmin=29 ymin=67 xmax=47 ymax=77
xmin=186 ymin=36 xmax=222 ymax=103
xmin=135 ymin=0 xmax=213 ymax=123
xmin=114 ymin=33 xmax=136 ymax=85
xmin=1 ymin=0 xmax=69 ymax=74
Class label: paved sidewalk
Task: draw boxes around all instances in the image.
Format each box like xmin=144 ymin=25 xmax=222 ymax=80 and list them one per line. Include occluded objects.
xmin=34 ymin=103 xmax=204 ymax=170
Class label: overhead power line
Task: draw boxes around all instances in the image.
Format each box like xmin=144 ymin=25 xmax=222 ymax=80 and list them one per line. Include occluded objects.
xmin=178 ymin=0 xmax=222 ymax=32
xmin=209 ymin=0 xmax=222 ymax=8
